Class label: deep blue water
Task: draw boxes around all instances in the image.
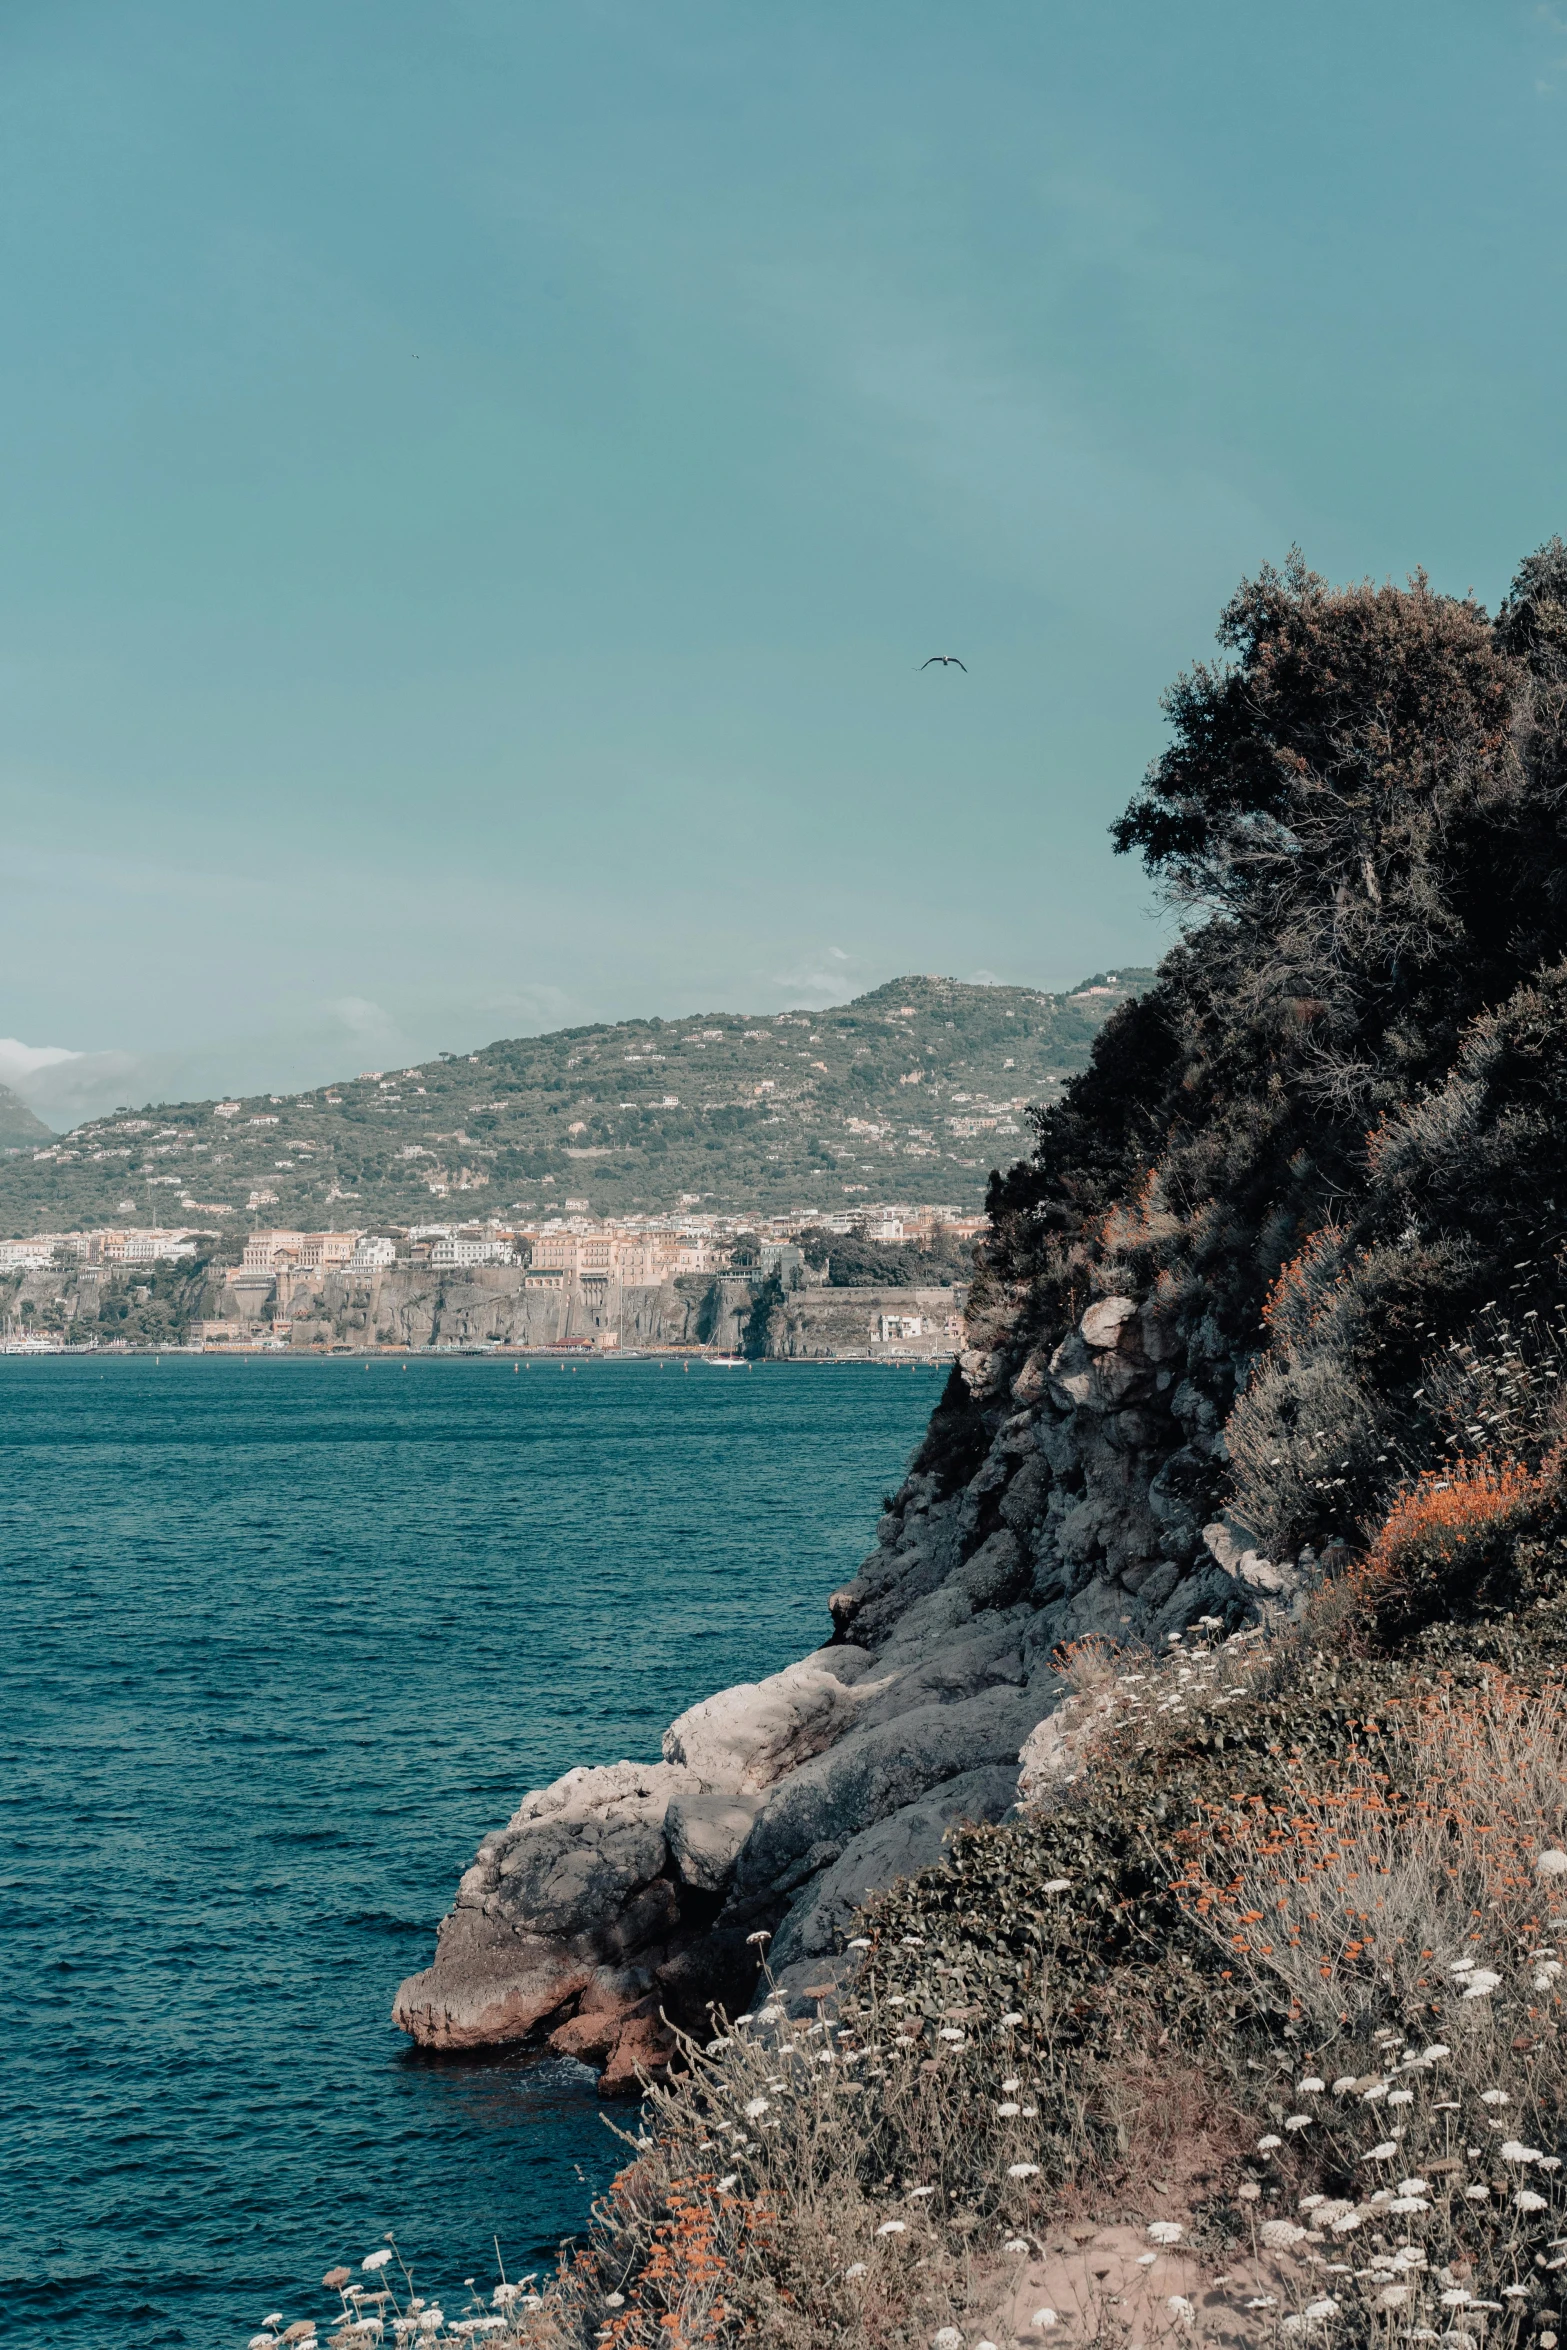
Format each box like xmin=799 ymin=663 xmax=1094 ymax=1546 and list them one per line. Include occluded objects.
xmin=0 ymin=1355 xmax=939 ymax=2348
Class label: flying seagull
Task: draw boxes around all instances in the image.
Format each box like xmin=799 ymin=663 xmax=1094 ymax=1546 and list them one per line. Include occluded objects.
xmin=919 ymin=654 xmax=967 ymax=670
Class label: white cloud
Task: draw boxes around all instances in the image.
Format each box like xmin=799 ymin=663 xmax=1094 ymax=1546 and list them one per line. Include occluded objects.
xmin=0 ymin=1037 xmax=83 ymax=1080
xmin=326 ymin=995 xmax=394 ymax=1038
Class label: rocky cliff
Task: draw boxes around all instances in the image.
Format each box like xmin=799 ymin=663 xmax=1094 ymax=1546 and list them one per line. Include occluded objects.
xmin=391 ymin=1279 xmax=1257 ymax=2086
xmin=392 ymin=542 xmax=1567 ymax=2087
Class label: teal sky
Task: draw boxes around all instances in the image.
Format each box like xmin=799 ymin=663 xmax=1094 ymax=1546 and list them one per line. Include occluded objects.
xmin=4 ymin=2 xmax=1566 ymax=1125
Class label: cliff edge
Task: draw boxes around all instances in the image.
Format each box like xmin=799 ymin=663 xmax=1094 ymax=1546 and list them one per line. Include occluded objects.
xmin=391 ymin=1284 xmax=1260 ymax=2086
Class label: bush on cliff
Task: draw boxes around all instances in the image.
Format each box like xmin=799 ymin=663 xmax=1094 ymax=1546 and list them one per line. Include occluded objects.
xmin=978 ymin=537 xmax=1567 ymax=1567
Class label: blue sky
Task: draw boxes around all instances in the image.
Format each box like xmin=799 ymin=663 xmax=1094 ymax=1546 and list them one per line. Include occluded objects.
xmin=4 ymin=1 xmax=1566 ymax=1124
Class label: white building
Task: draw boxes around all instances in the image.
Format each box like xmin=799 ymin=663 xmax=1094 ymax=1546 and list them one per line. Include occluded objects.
xmin=430 ymin=1234 xmax=514 ymax=1268
xmin=0 ymin=1239 xmax=52 ymax=1272
xmin=347 ymin=1236 xmax=397 ymax=1273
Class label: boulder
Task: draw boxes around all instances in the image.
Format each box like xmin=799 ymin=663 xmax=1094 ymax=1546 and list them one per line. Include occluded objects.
xmin=665 ymin=1792 xmax=763 ymax=1893
xmin=1080 ymin=1295 xmax=1140 ymax=1350
xmin=663 ymin=1647 xmax=879 ymax=1791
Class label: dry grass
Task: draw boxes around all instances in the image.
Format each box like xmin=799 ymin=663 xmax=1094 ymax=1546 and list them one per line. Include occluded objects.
xmin=241 ymin=1508 xmax=1567 ymax=2350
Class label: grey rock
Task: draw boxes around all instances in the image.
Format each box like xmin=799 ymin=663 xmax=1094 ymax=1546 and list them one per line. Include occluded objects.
xmin=1080 ymin=1295 xmax=1140 ymax=1349
xmin=665 ymin=1792 xmax=764 ymax=1893
xmin=770 ymin=1765 xmax=1021 ymax=1963
xmin=663 ymin=1646 xmax=879 ymax=1792
xmin=730 ymin=1683 xmax=1041 ymax=1901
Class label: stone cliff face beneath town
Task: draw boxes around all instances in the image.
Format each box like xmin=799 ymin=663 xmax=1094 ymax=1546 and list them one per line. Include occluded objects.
xmin=392 ymin=1278 xmax=1277 ymax=2087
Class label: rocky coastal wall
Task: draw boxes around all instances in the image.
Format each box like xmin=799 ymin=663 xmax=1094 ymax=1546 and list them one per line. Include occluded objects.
xmin=392 ymin=1281 xmax=1294 ymax=2087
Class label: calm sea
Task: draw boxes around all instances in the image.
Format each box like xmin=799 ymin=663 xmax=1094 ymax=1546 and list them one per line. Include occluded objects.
xmin=0 ymin=1354 xmax=938 ymax=2347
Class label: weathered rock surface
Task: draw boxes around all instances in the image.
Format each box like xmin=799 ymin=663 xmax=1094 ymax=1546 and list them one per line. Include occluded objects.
xmin=393 ymin=1287 xmax=1268 ymax=2088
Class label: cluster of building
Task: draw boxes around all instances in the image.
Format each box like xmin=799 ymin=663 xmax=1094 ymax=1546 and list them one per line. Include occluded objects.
xmin=0 ymin=1228 xmax=200 ymax=1273
xmin=1 ymin=1203 xmax=986 ymax=1291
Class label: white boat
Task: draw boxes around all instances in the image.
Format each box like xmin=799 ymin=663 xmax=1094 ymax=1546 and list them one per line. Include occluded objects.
xmin=698 ymin=1353 xmax=750 ymax=1368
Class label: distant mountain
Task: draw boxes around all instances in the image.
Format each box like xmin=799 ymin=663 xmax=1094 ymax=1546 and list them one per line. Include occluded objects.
xmin=0 ymin=971 xmax=1154 ymax=1236
xmin=0 ymin=1081 xmax=52 ymax=1150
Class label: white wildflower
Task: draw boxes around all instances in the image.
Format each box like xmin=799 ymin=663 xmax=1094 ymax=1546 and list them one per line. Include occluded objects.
xmin=1388 ymin=2090 xmax=1415 ymax=2105
xmin=1500 ymin=2139 xmax=1542 ymax=2161
xmin=1004 ymin=2239 xmax=1031 ymax=2254
xmin=1261 ymin=2221 xmax=1307 ymax=2248
xmin=877 ymin=2220 xmax=907 ymax=2236
xmin=1379 ymin=2286 xmax=1411 ymax=2308
xmin=363 ymin=2252 xmax=394 ymax=2272
xmin=1389 ymin=2196 xmax=1430 ymax=2214
xmin=1517 ymin=2189 xmax=1550 ymax=2211
xmin=1246 ymin=2297 xmax=1278 ymax=2309
xmin=1002 ymin=2077 xmax=1021 ymax=2092
xmin=1422 ymin=2045 xmax=1450 ymax=2060
xmin=1462 ymin=1970 xmax=1502 ymax=1998
xmin=1031 ymin=2310 xmax=1059 ymax=2330
xmin=1167 ymin=2295 xmax=1195 ymax=2323
xmin=1304 ymin=2301 xmax=1341 ymax=2321
xmin=717 ymin=2172 xmax=739 ymax=2192
xmin=997 ymin=2102 xmax=1021 ymax=2117
xmin=1480 ymin=2089 xmax=1510 ymax=2105
xmin=1008 ymin=2162 xmax=1042 ymax=2178
xmin=744 ymin=2097 xmax=770 ymax=2119
xmin=845 ymin=2262 xmax=867 ymax=2278
xmin=847 ymin=1936 xmax=872 ymax=1950
xmin=933 ymin=2331 xmax=964 ymax=2348
xmin=1440 ymin=2292 xmax=1473 ymax=2308
xmin=938 ymin=2028 xmax=966 ymax=2044
xmin=1363 ymin=2142 xmax=1399 ymax=2161
xmin=1147 ymin=2222 xmax=1184 ymax=2245
xmin=1041 ymin=1879 xmax=1072 ymax=1894
xmin=1331 ymin=2076 xmax=1357 ymax=2094
xmin=909 ymin=2186 xmax=936 ymax=2199
xmin=1257 ymin=2133 xmax=1283 ymax=2152
xmin=1000 ymin=2012 xmax=1024 ymax=2026
xmin=1298 ymin=2077 xmax=1326 ymax=2093
xmin=1139 ymin=2253 xmax=1158 ymax=2266
xmin=1538 ymin=1850 xmax=1567 ymax=1876
xmin=1464 ymin=2186 xmax=1491 ymax=2201
xmin=1285 ymin=2114 xmax=1314 ymax=2131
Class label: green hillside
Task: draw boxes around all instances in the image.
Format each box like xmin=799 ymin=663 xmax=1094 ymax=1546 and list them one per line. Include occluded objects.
xmin=0 ymin=1081 xmax=52 ymax=1151
xmin=0 ymin=971 xmax=1152 ymax=1236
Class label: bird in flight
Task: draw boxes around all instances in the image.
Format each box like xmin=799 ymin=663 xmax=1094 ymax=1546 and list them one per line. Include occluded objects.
xmin=919 ymin=654 xmax=967 ymax=670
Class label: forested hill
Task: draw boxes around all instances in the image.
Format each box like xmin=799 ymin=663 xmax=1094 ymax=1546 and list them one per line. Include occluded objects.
xmin=0 ymin=1082 xmax=51 ymax=1150
xmin=0 ymin=971 xmax=1152 ymax=1236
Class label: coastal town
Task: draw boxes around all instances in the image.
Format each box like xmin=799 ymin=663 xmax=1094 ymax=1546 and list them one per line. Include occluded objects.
xmin=0 ymin=1201 xmax=983 ymax=1361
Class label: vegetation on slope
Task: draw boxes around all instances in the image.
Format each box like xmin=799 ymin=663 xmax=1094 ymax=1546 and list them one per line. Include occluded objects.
xmin=0 ymin=974 xmax=1150 ymax=1237
xmin=976 ymin=540 xmax=1567 ymax=1564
